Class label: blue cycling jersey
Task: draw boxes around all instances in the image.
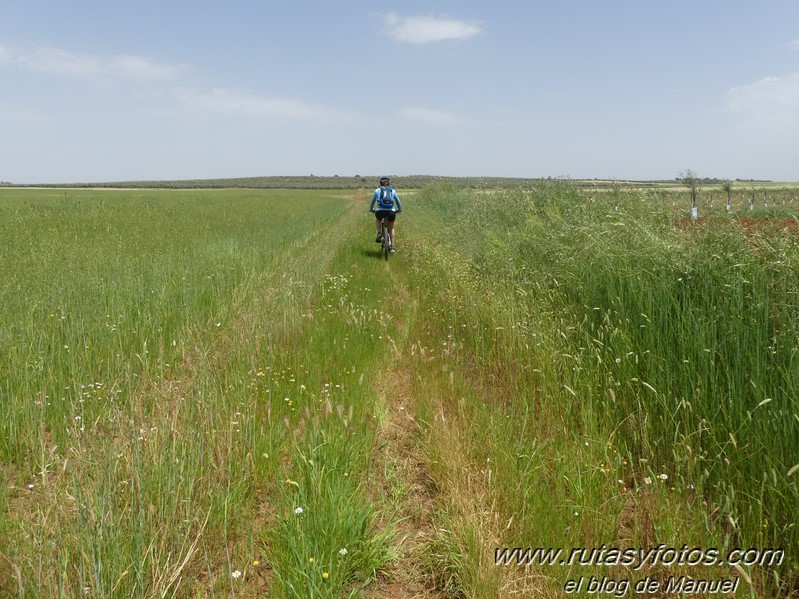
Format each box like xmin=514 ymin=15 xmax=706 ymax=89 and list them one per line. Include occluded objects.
xmin=370 ymin=187 xmax=402 ymax=212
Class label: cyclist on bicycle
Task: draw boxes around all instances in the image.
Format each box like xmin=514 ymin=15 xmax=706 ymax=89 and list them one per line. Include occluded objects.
xmin=370 ymin=176 xmax=402 ymax=252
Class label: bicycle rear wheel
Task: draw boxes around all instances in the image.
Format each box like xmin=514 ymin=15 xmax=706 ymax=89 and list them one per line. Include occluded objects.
xmin=381 ymin=221 xmax=390 ymax=261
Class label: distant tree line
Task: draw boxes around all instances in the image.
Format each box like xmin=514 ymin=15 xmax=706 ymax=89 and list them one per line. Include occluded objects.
xmin=1 ymin=175 xmax=559 ymax=190
xmin=672 ymin=177 xmax=773 ymax=184
xmin=0 ymin=175 xmax=784 ymax=190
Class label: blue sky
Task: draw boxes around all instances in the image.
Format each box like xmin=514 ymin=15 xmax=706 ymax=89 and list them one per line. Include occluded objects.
xmin=1 ymin=1 xmax=798 ymax=183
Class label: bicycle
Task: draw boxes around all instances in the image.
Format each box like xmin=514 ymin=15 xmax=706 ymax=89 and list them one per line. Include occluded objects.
xmin=379 ymin=216 xmax=391 ymax=261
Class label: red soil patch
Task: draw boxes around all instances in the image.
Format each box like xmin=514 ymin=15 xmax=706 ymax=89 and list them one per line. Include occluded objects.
xmin=673 ymin=215 xmax=799 ymax=237
xmin=733 ymin=216 xmax=799 ymax=235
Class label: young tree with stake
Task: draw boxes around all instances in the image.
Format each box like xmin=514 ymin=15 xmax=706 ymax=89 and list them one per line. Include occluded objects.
xmin=680 ymin=169 xmax=700 ymax=221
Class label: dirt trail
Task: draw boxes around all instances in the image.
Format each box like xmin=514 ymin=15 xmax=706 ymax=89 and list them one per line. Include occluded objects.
xmin=364 ymin=274 xmax=447 ymax=598
xmin=367 ymin=366 xmax=440 ymax=598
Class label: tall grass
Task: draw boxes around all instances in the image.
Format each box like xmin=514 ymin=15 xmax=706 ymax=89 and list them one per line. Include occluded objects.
xmin=3 ymin=184 xmax=796 ymax=597
xmin=404 ymin=182 xmax=798 ymax=595
xmin=0 ymin=189 xmax=396 ymax=597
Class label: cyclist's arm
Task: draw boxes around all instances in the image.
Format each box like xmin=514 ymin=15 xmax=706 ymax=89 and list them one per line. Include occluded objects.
xmin=369 ymin=191 xmax=379 ymax=212
xmin=394 ymin=193 xmax=402 ymax=212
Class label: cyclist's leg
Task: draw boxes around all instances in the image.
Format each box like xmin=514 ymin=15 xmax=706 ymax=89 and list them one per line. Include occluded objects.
xmin=375 ymin=212 xmax=383 ymax=241
xmin=388 ymin=213 xmax=397 ymax=249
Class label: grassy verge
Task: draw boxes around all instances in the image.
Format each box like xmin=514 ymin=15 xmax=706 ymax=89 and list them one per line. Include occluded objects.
xmin=399 ymin=182 xmax=798 ymax=597
xmin=0 ymin=189 xmax=397 ymax=597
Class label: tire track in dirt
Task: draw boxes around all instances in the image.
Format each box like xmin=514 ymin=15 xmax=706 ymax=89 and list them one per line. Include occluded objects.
xmin=368 ymin=364 xmax=440 ymax=598
xmin=364 ymin=273 xmax=447 ymax=598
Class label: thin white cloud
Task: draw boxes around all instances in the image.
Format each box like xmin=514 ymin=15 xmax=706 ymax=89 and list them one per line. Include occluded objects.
xmin=171 ymin=87 xmax=352 ymax=123
xmin=399 ymin=107 xmax=460 ymax=127
xmin=729 ymin=73 xmax=799 ymax=128
xmin=790 ymin=39 xmax=799 ymax=49
xmin=0 ymin=42 xmax=184 ymax=80
xmin=383 ymin=13 xmax=482 ymax=44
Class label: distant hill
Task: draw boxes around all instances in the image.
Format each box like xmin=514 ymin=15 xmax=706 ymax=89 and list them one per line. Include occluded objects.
xmin=1 ymin=175 xmax=549 ymax=189
xmin=0 ymin=175 xmax=783 ymax=190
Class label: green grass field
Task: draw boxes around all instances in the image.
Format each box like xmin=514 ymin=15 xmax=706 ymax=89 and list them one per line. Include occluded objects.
xmin=1 ymin=185 xmax=796 ymax=598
